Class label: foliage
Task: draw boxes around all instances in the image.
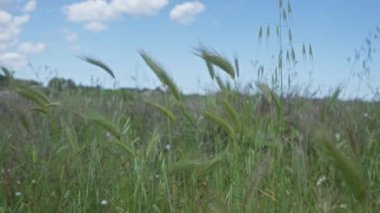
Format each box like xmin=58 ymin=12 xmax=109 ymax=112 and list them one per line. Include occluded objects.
xmin=48 ymin=77 xmax=76 ymax=91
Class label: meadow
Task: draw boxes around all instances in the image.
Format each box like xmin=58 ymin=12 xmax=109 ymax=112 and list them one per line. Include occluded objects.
xmin=1 ymin=48 xmax=379 ymax=212
xmin=1 ymin=1 xmax=380 ymax=212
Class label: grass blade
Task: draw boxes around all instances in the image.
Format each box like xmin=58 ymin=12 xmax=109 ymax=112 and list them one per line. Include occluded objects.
xmin=215 ymin=75 xmax=227 ymax=91
xmin=113 ymin=140 xmax=135 ymax=156
xmin=222 ymin=100 xmax=242 ymax=133
xmin=206 ymin=61 xmax=215 ymax=80
xmin=80 ymin=56 xmax=115 ymax=79
xmin=203 ymin=110 xmax=235 ymax=139
xmin=1 ymin=67 xmax=13 ymax=80
xmin=288 ymin=1 xmax=292 ymax=14
xmin=326 ymin=87 xmax=341 ymax=111
xmin=65 ymin=123 xmax=79 ymax=154
xmin=196 ymin=47 xmax=236 ymax=79
xmin=256 ymin=82 xmax=282 ymax=117
xmin=291 ymin=47 xmax=296 ymax=62
xmin=318 ymin=133 xmax=367 ymax=203
xmin=234 ymin=56 xmax=240 ymax=78
xmin=170 ymin=150 xmax=227 ymax=177
xmin=258 ymin=26 xmax=263 ymax=40
xmin=178 ymin=102 xmax=194 ymax=125
xmin=14 ymin=84 xmax=50 ymax=108
xmin=256 ymin=83 xmax=273 ymax=105
xmin=81 ymin=111 xmax=121 ymax=140
xmin=140 ymin=51 xmax=182 ymax=101
xmin=302 ymin=44 xmax=307 ymax=60
xmin=309 ymin=44 xmax=314 ymax=61
xmin=147 ymin=101 xmax=177 ymax=123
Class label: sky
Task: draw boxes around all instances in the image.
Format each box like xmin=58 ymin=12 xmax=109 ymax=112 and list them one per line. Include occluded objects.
xmin=0 ymin=0 xmax=379 ymax=98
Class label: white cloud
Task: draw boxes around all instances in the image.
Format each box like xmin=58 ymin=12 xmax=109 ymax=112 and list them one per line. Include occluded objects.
xmin=63 ymin=0 xmax=168 ymax=31
xmin=0 ymin=13 xmax=30 ymax=48
xmin=0 ymin=1 xmax=43 ymax=70
xmin=0 ymin=10 xmax=12 ymax=24
xmin=64 ymin=0 xmax=118 ymax=23
xmin=170 ymin=1 xmax=205 ymax=25
xmin=112 ymin=0 xmax=168 ymax=16
xmin=18 ymin=42 xmax=45 ymax=54
xmin=0 ymin=52 xmax=27 ymax=69
xmin=22 ymin=1 xmax=37 ymax=13
xmin=85 ymin=21 xmax=107 ymax=31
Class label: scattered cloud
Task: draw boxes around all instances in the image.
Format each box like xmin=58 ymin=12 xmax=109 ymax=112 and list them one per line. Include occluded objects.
xmin=0 ymin=10 xmax=12 ymax=23
xmin=85 ymin=21 xmax=107 ymax=31
xmin=64 ymin=0 xmax=118 ymax=24
xmin=22 ymin=0 xmax=37 ymax=13
xmin=0 ymin=1 xmax=44 ymax=69
xmin=18 ymin=42 xmax=46 ymax=54
xmin=63 ymin=0 xmax=168 ymax=32
xmin=0 ymin=52 xmax=27 ymax=69
xmin=170 ymin=1 xmax=205 ymax=25
xmin=0 ymin=11 xmax=30 ymax=48
xmin=112 ymin=0 xmax=168 ymax=16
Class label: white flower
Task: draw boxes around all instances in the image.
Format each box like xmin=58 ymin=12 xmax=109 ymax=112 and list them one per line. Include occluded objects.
xmin=15 ymin=192 xmax=22 ymax=197
xmin=155 ymin=174 xmax=160 ymax=179
xmin=164 ymin=144 xmax=171 ymax=150
xmin=339 ymin=204 xmax=347 ymax=209
xmin=32 ymin=179 xmax=37 ymax=184
xmin=105 ymin=132 xmax=112 ymax=141
xmin=363 ymin=113 xmax=369 ymax=118
xmin=334 ymin=133 xmax=341 ymax=141
xmin=316 ymin=176 xmax=327 ymax=186
xmin=100 ymin=200 xmax=108 ymax=206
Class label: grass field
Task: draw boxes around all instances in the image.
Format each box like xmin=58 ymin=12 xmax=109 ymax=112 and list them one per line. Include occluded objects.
xmin=1 ymin=0 xmax=379 ymax=211
xmin=1 ymin=49 xmax=380 ymax=212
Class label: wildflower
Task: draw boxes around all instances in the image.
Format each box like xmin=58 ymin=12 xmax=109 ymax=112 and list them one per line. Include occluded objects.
xmin=164 ymin=144 xmax=171 ymax=151
xmin=363 ymin=113 xmax=369 ymax=118
xmin=16 ymin=180 xmax=21 ymax=185
xmin=105 ymin=132 xmax=112 ymax=141
xmin=32 ymin=180 xmax=37 ymax=184
xmin=100 ymin=200 xmax=108 ymax=206
xmin=155 ymin=174 xmax=160 ymax=179
xmin=339 ymin=204 xmax=347 ymax=209
xmin=334 ymin=133 xmax=341 ymax=141
xmin=15 ymin=192 xmax=22 ymax=197
xmin=316 ymin=176 xmax=327 ymax=186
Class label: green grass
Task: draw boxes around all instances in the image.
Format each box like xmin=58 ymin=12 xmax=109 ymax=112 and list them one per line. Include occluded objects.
xmin=1 ymin=0 xmax=379 ymax=211
xmin=0 ymin=78 xmax=379 ymax=212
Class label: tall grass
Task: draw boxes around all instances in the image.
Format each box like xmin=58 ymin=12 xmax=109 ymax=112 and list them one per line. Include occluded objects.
xmin=0 ymin=0 xmax=379 ymax=212
xmin=1 ymin=66 xmax=379 ymax=212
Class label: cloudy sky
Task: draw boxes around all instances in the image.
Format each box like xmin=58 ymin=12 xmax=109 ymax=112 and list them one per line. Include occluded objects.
xmin=0 ymin=0 xmax=379 ymax=97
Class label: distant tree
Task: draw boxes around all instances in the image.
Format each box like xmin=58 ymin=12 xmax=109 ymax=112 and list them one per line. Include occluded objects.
xmin=0 ymin=67 xmax=14 ymax=88
xmin=154 ymin=86 xmax=163 ymax=93
xmin=22 ymin=80 xmax=42 ymax=87
xmin=48 ymin=77 xmax=76 ymax=91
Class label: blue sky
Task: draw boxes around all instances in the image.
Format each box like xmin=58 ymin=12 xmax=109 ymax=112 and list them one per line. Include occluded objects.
xmin=0 ymin=0 xmax=379 ymax=98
